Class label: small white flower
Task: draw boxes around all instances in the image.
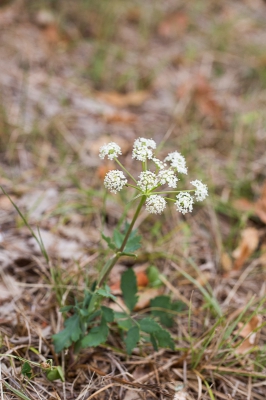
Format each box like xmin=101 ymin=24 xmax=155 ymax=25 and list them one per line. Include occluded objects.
xmin=165 ymin=152 xmax=188 ymax=174
xmin=152 ymin=157 xmax=166 ymax=170
xmin=175 ymin=192 xmax=194 ymax=214
xmin=145 ymin=195 xmax=166 ymax=214
xmin=132 ymin=138 xmax=156 ymax=162
xmin=158 ymin=169 xmax=178 ymax=188
xmin=99 ymin=142 xmax=122 ymax=160
xmin=104 ymin=170 xmax=127 ymax=193
xmin=137 ymin=171 xmax=158 ymax=192
xmin=190 ymin=179 xmax=208 ymax=201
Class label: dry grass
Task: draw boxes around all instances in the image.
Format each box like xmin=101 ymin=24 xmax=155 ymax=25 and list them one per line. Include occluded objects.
xmin=1 ymin=0 xmax=266 ymax=399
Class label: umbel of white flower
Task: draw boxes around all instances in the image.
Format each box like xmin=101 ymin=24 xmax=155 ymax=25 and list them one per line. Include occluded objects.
xmin=99 ymin=138 xmax=208 ymax=214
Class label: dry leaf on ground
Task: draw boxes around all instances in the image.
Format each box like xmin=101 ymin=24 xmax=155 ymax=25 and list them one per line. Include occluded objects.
xmin=221 ymin=252 xmax=233 ymax=272
xmin=234 ymin=315 xmax=262 ymax=354
xmin=134 ymin=287 xmax=163 ymax=311
xmin=97 ymin=91 xmax=149 ymax=107
xmin=177 ymin=74 xmax=224 ymax=128
xmin=157 ymin=11 xmax=188 ymax=39
xmin=232 ymin=198 xmax=255 ymax=213
xmin=255 ymin=182 xmax=266 ymax=224
xmin=232 ymin=227 xmax=259 ymax=270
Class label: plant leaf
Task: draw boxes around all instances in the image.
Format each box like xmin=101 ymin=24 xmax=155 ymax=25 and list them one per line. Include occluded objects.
xmin=150 ymin=296 xmax=173 ymax=327
xmin=140 ymin=318 xmax=161 ymax=333
xmin=147 ymin=265 xmax=162 ymax=287
xmin=52 ymin=314 xmax=82 ymax=353
xmin=150 ymin=296 xmax=185 ymax=328
xmin=125 ymin=326 xmax=140 ymax=355
xmin=46 ymin=366 xmax=64 ymax=382
xmin=101 ymin=233 xmax=117 ymax=250
xmin=121 ymin=269 xmax=138 ymax=312
xmin=114 ymin=312 xmax=134 ymax=330
xmin=21 ymin=362 xmax=32 ymax=379
xmin=101 ymin=306 xmax=114 ymax=322
xmin=139 ymin=317 xmax=175 ymax=350
xmin=124 ymin=229 xmax=142 ymax=253
xmin=96 ymin=285 xmax=116 ymax=301
xmin=81 ymin=318 xmax=109 ymax=348
xmin=154 ymin=327 xmax=175 ymax=350
xmin=113 ymin=228 xmax=124 ymax=248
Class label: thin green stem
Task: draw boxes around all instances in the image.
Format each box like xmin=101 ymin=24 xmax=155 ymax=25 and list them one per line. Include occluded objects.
xmin=126 ymin=183 xmax=140 ymax=190
xmin=97 ymin=195 xmax=146 ymax=288
xmin=152 ymin=190 xmax=195 ymax=195
xmin=115 ymin=158 xmax=137 ymax=183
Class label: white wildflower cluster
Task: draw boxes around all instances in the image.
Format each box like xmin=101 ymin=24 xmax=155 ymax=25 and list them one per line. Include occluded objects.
xmin=175 ymin=192 xmax=194 ymax=214
xmin=99 ymin=137 xmax=208 ymax=215
xmin=137 ymin=171 xmax=158 ymax=192
xmin=132 ymin=138 xmax=156 ymax=162
xmin=165 ymin=152 xmax=188 ymax=174
xmin=145 ymin=195 xmax=166 ymax=214
xmin=99 ymin=142 xmax=122 ymax=160
xmin=191 ymin=179 xmax=208 ymax=201
xmin=104 ymin=170 xmax=127 ymax=193
xmin=158 ymin=169 xmax=178 ymax=188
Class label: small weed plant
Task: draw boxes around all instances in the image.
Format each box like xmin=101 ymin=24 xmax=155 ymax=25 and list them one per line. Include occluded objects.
xmin=53 ymin=138 xmax=208 ymax=354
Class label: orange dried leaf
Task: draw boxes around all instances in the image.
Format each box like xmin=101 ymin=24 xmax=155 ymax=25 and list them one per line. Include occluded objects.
xmin=232 ymin=227 xmax=259 ymax=270
xmin=97 ymin=162 xmax=115 ymax=181
xmin=221 ymin=252 xmax=233 ymax=272
xmin=234 ymin=315 xmax=262 ymax=354
xmin=158 ymin=11 xmax=188 ymax=39
xmin=103 ymin=112 xmax=137 ymax=124
xmin=97 ymin=91 xmax=149 ymax=108
xmin=232 ymin=198 xmax=255 ymax=213
xmin=134 ymin=287 xmax=163 ymax=311
xmin=255 ymin=182 xmax=266 ymax=224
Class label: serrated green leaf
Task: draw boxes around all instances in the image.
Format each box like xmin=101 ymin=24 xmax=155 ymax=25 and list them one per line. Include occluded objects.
xmin=21 ymin=362 xmax=32 ymax=379
xmin=124 ymin=229 xmax=141 ymax=253
xmin=154 ymin=328 xmax=175 ymax=350
xmin=171 ymin=300 xmax=185 ymax=312
xmin=101 ymin=306 xmax=114 ymax=322
xmin=139 ymin=318 xmax=161 ymax=334
xmin=101 ymin=233 xmax=117 ymax=250
xmin=52 ymin=314 xmax=82 ymax=353
xmin=96 ymin=285 xmax=116 ymax=301
xmin=121 ymin=269 xmax=138 ymax=312
xmin=113 ymin=228 xmax=124 ymax=248
xmin=81 ymin=318 xmax=108 ymax=348
xmin=125 ymin=326 xmax=140 ymax=355
xmin=114 ymin=312 xmax=134 ymax=330
xmin=147 ymin=265 xmax=162 ymax=287
xmin=150 ymin=296 xmax=174 ymax=328
xmin=46 ymin=366 xmax=64 ymax=382
xmin=150 ymin=334 xmax=158 ymax=351
xmin=140 ymin=318 xmax=175 ymax=350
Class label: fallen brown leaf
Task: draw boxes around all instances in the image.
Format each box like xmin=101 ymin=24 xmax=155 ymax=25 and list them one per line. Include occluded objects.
xmin=232 ymin=227 xmax=259 ymax=270
xmin=234 ymin=315 xmax=262 ymax=354
xmin=97 ymin=90 xmax=149 ymax=108
xmin=177 ymin=74 xmax=224 ymax=128
xmin=255 ymin=182 xmax=266 ymax=224
xmin=134 ymin=287 xmax=163 ymax=311
xmin=232 ymin=198 xmax=255 ymax=213
xmin=97 ymin=162 xmax=116 ymax=181
xmin=221 ymin=252 xmax=233 ymax=272
xmin=158 ymin=11 xmax=188 ymax=39
xmin=103 ymin=111 xmax=137 ymax=124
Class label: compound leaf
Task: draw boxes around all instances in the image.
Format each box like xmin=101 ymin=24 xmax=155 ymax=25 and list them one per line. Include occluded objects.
xmin=121 ymin=269 xmax=138 ymax=312
xmin=53 ymin=314 xmax=82 ymax=353
xmin=81 ymin=318 xmax=108 ymax=348
xmin=101 ymin=306 xmax=114 ymax=323
xmin=125 ymin=326 xmax=140 ymax=355
xmin=101 ymin=233 xmax=117 ymax=251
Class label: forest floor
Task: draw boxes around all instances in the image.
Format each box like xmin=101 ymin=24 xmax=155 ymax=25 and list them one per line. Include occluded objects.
xmin=1 ymin=0 xmax=266 ymax=399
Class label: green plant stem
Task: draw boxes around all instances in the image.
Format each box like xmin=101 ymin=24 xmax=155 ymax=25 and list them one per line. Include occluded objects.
xmin=115 ymin=158 xmax=137 ymax=183
xmin=97 ymin=195 xmax=146 ymax=288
